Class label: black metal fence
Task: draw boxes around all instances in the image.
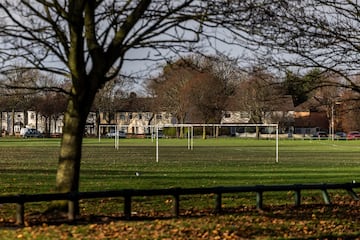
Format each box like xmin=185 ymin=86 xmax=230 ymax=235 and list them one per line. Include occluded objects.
xmin=1 ymin=182 xmax=359 ymax=226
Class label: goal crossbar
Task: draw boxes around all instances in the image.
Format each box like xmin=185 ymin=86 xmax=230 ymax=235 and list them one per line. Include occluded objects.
xmin=99 ymin=123 xmax=279 ymax=163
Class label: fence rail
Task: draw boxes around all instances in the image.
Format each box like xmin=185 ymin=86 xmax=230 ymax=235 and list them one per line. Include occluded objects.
xmin=1 ymin=182 xmax=359 ymax=225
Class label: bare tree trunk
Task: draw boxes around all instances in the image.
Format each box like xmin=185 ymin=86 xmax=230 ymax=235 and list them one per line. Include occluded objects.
xmin=0 ymin=111 xmax=2 ymax=136
xmin=202 ymin=125 xmax=206 ymax=139
xmin=53 ymin=116 xmax=57 ymax=135
xmin=11 ymin=109 xmax=15 ymax=136
xmin=54 ymin=96 xmax=88 ymax=213
xmin=179 ymin=126 xmax=184 ymax=138
xmin=23 ymin=110 xmax=28 ymax=127
xmin=52 ymin=85 xmax=97 ymax=214
xmin=35 ymin=112 xmax=38 ymax=130
xmin=178 ymin=116 xmax=185 ymax=138
xmin=56 ymin=111 xmax=83 ymax=192
xmin=45 ymin=117 xmax=49 ymax=136
xmin=96 ymin=110 xmax=100 ymax=137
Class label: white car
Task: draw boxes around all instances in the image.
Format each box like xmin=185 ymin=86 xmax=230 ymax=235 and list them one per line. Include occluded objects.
xmin=106 ymin=130 xmax=126 ymax=138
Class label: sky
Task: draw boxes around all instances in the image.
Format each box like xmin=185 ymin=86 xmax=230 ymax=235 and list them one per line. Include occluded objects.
xmin=120 ymin=30 xmax=258 ymax=94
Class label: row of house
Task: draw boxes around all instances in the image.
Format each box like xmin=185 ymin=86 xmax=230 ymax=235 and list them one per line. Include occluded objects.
xmin=0 ymin=96 xmax=331 ymax=137
xmin=0 ymin=110 xmax=174 ymax=137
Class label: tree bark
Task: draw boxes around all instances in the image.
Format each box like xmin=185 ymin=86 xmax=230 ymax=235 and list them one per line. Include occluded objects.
xmin=56 ymin=92 xmax=92 ymax=189
xmin=53 ymin=94 xmax=90 ymax=213
xmin=52 ymin=77 xmax=98 ymax=211
xmin=56 ymin=101 xmax=86 ymax=189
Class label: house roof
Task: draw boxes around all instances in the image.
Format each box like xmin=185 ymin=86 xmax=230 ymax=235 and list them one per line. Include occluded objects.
xmin=226 ymin=95 xmax=294 ymax=112
xmin=270 ymin=95 xmax=295 ymax=111
xmin=294 ymin=97 xmax=327 ymax=112
xmin=117 ymin=97 xmax=154 ymax=112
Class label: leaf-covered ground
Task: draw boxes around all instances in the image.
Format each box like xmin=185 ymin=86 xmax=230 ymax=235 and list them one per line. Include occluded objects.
xmin=1 ymin=197 xmax=360 ymax=239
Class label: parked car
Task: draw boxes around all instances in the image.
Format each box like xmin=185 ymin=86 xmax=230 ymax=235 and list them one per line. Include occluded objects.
xmin=347 ymin=131 xmax=360 ymax=140
xmin=106 ymin=130 xmax=126 ymax=138
xmin=334 ymin=132 xmax=347 ymax=140
xmin=312 ymin=131 xmax=328 ymax=140
xmin=156 ymin=130 xmax=164 ymax=138
xmin=23 ymin=128 xmax=43 ymax=138
xmin=146 ymin=130 xmax=164 ymax=139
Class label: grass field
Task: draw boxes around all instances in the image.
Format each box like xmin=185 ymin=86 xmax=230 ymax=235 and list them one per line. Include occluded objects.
xmin=1 ymin=137 xmax=360 ymax=239
xmin=1 ymin=137 xmax=360 ymax=193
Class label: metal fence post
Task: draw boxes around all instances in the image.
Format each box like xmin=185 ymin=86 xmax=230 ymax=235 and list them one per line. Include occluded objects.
xmin=68 ymin=192 xmax=77 ymax=222
xmin=16 ymin=201 xmax=24 ymax=226
xmin=321 ymin=189 xmax=331 ymax=204
xmin=295 ymin=190 xmax=301 ymax=206
xmin=215 ymin=193 xmax=222 ymax=213
xmin=256 ymin=191 xmax=263 ymax=209
xmin=346 ymin=188 xmax=359 ymax=200
xmin=173 ymin=194 xmax=180 ymax=217
xmin=124 ymin=194 xmax=132 ymax=219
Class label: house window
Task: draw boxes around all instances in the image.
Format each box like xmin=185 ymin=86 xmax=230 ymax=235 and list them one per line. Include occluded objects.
xmin=129 ymin=113 xmax=133 ymax=119
xmin=138 ymin=113 xmax=142 ymax=120
xmin=109 ymin=113 xmax=115 ymax=121
xmin=224 ymin=113 xmax=231 ymax=118
xmin=156 ymin=114 xmax=162 ymax=120
xmin=240 ymin=112 xmax=249 ymax=118
xmin=30 ymin=113 xmax=35 ymax=120
xmin=120 ymin=114 xmax=125 ymax=120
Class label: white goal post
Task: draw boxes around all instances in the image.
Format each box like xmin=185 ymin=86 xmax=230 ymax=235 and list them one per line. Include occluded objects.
xmin=98 ymin=123 xmax=279 ymax=163
xmin=158 ymin=123 xmax=279 ymax=163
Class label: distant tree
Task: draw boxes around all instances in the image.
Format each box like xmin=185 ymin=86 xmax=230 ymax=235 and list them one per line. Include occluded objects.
xmin=189 ymin=55 xmax=239 ymax=137
xmin=149 ymin=60 xmax=192 ymax=122
xmin=189 ymin=71 xmax=225 ymax=124
xmin=93 ymin=80 xmax=117 ymax=125
xmin=192 ymin=54 xmax=241 ymax=98
xmin=283 ymin=69 xmax=323 ymax=107
xmin=0 ymin=70 xmax=41 ymax=134
xmin=189 ymin=70 xmax=231 ymax=138
xmin=148 ymin=59 xmax=197 ymax=137
xmin=340 ymin=90 xmax=360 ymax=132
xmin=333 ymin=75 xmax=360 ymax=132
xmin=235 ymin=67 xmax=281 ymax=123
xmin=248 ymin=1 xmax=360 ymax=97
xmin=35 ymin=92 xmax=67 ymax=136
xmin=148 ymin=55 xmax=239 ymax=138
xmin=192 ymin=54 xmax=241 ymax=111
xmin=313 ymin=84 xmax=343 ymax=135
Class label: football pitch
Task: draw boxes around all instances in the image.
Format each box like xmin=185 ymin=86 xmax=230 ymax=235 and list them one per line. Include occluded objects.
xmin=1 ymin=137 xmax=360 ymax=194
xmin=2 ymin=137 xmax=360 ymax=239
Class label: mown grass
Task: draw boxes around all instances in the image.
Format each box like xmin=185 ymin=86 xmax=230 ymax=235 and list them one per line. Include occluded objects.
xmin=2 ymin=137 xmax=360 ymax=194
xmin=1 ymin=137 xmax=360 ymax=194
xmin=1 ymin=137 xmax=360 ymax=239
xmin=79 ymin=138 xmax=360 ymax=191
